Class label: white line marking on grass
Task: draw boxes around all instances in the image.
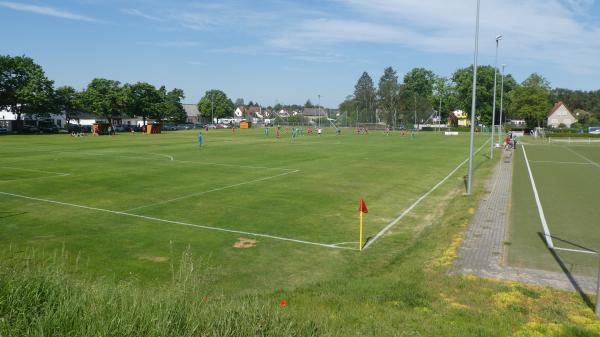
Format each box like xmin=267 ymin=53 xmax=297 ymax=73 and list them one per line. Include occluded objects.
xmin=0 ymin=166 xmax=69 ymax=176
xmin=0 ymin=166 xmax=70 ymax=182
xmin=123 ymin=170 xmax=300 ymax=212
xmin=170 ymin=159 xmax=297 ymax=172
xmin=563 ymin=146 xmax=600 ymax=169
xmin=554 ymin=247 xmax=598 ymax=255
xmin=9 ymin=147 xmax=297 ymax=172
xmin=363 ymin=139 xmax=490 ymax=250
xmin=529 ymin=160 xmax=592 ymax=165
xmin=330 ymin=241 xmax=359 ymax=247
xmin=0 ymin=191 xmax=356 ymax=251
xmin=147 ymin=153 xmax=174 ymax=161
xmin=521 ymin=145 xmax=554 ymax=248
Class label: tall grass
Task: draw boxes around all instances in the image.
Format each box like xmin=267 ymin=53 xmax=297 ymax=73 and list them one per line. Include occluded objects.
xmin=0 ymin=245 xmax=324 ymax=337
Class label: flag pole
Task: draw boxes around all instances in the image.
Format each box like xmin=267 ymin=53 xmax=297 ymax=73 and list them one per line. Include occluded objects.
xmin=359 ymin=211 xmax=363 ymax=252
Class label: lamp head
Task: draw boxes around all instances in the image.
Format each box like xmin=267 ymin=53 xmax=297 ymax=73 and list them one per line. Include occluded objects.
xmin=496 ymin=35 xmax=503 ymax=41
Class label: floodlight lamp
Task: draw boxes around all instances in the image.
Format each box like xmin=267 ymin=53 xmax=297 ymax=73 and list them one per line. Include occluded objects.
xmin=496 ymin=35 xmax=503 ymax=41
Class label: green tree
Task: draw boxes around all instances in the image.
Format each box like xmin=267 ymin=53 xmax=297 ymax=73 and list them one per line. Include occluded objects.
xmin=197 ymin=89 xmax=234 ymax=122
xmin=451 ymin=65 xmax=496 ymax=125
xmin=403 ymin=68 xmax=436 ymax=98
xmin=53 ymin=86 xmax=81 ymax=124
xmin=353 ymin=72 xmax=376 ymax=123
xmin=377 ymin=67 xmax=399 ymax=126
xmin=234 ymin=98 xmax=244 ymax=107
xmin=123 ymin=82 xmax=161 ymax=126
xmin=0 ymin=55 xmax=54 ymax=120
xmin=304 ymin=99 xmax=314 ymax=108
xmin=509 ymin=73 xmax=552 ymax=127
xmin=82 ymin=78 xmax=124 ymax=124
xmin=154 ymin=87 xmax=186 ymax=123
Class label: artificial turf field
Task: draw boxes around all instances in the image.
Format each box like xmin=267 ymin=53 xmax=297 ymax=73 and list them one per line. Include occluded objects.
xmin=509 ymin=140 xmax=600 ymax=277
xmin=0 ymin=129 xmax=488 ymax=290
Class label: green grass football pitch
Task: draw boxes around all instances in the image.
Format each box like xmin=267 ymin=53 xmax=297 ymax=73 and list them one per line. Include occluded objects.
xmin=1 ymin=129 xmax=489 ymax=291
xmin=509 ymin=140 xmax=600 ymax=276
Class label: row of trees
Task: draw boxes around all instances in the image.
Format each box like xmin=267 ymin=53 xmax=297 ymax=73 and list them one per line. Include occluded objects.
xmin=340 ymin=65 xmax=596 ymax=128
xmin=0 ymin=55 xmax=186 ymax=125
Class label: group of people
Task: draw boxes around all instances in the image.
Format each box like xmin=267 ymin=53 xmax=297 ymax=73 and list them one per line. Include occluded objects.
xmin=504 ymin=132 xmax=518 ymax=150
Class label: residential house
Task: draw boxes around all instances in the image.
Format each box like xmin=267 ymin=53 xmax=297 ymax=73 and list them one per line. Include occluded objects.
xmin=183 ymin=104 xmax=200 ymax=124
xmin=301 ymin=108 xmax=327 ymax=123
xmin=547 ymin=101 xmax=576 ymax=128
xmin=447 ymin=110 xmax=470 ymax=127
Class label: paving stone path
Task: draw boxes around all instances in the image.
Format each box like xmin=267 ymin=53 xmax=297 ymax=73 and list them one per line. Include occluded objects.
xmin=453 ymin=150 xmax=598 ymax=293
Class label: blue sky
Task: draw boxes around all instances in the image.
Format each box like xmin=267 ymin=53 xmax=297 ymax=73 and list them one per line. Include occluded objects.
xmin=1 ymin=0 xmax=600 ymax=107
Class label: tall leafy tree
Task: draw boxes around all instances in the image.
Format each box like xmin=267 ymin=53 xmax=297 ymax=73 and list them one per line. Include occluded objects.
xmin=509 ymin=73 xmax=552 ymax=127
xmin=197 ymin=89 xmax=234 ymax=122
xmin=123 ymin=82 xmax=161 ymax=126
xmin=0 ymin=55 xmax=54 ymax=120
xmin=451 ymin=65 xmax=497 ymax=125
xmin=53 ymin=86 xmax=81 ymax=124
xmin=154 ymin=86 xmax=186 ymax=123
xmin=353 ymin=72 xmax=376 ymax=123
xmin=403 ymin=68 xmax=436 ymax=98
xmin=377 ymin=67 xmax=399 ymax=126
xmin=82 ymin=78 xmax=124 ymax=124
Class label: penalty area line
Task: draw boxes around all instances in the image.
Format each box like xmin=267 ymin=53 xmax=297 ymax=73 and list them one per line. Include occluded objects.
xmin=123 ymin=169 xmax=300 ymax=212
xmin=0 ymin=191 xmax=355 ymax=251
xmin=363 ymin=139 xmax=490 ymax=251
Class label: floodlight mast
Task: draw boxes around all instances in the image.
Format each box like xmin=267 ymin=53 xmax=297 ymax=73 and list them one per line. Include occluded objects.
xmin=490 ymin=35 xmax=503 ymax=159
xmin=467 ymin=0 xmax=481 ymax=196
xmin=498 ymin=64 xmax=506 ymax=144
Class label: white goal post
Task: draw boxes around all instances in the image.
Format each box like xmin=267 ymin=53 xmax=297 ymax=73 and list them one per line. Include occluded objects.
xmin=548 ymin=137 xmax=600 ymax=144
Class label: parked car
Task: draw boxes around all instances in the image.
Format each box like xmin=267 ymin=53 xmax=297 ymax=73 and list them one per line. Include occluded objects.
xmin=0 ymin=127 xmax=8 ymax=135
xmin=113 ymin=125 xmax=129 ymax=132
xmin=176 ymin=124 xmax=193 ymax=130
xmin=21 ymin=125 xmax=40 ymax=133
xmin=163 ymin=124 xmax=178 ymax=131
xmin=39 ymin=124 xmax=60 ymax=133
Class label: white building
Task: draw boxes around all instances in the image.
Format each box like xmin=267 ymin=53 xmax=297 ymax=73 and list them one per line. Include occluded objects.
xmin=0 ymin=109 xmax=67 ymax=131
xmin=547 ymin=102 xmax=576 ymax=128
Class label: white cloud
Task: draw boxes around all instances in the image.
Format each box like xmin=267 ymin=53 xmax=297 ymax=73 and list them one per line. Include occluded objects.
xmin=0 ymin=1 xmax=99 ymax=22
xmin=122 ymin=8 xmax=166 ymax=22
xmin=271 ymin=0 xmax=600 ymax=73
xmin=137 ymin=41 xmax=200 ymax=48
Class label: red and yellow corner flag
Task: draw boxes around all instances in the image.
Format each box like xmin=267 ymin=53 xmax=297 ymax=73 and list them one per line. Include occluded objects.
xmin=358 ymin=198 xmax=368 ymax=251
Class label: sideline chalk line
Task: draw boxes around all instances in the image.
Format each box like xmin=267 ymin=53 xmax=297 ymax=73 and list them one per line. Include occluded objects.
xmin=0 ymin=191 xmax=356 ymax=251
xmin=363 ymin=139 xmax=490 ymax=250
xmin=522 ymin=144 xmax=597 ymax=255
xmin=124 ymin=169 xmax=300 ymax=212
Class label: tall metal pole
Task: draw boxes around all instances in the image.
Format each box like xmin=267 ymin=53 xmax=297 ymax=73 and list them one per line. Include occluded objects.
xmin=498 ymin=64 xmax=506 ymax=144
xmin=490 ymin=35 xmax=502 ymax=159
xmin=596 ymin=255 xmax=600 ymax=317
xmin=413 ymin=94 xmax=417 ymax=129
xmin=211 ymin=93 xmax=214 ymax=125
xmin=467 ymin=0 xmax=481 ymax=196
xmin=318 ymin=94 xmax=321 ymax=128
xmin=438 ymin=95 xmax=442 ymax=133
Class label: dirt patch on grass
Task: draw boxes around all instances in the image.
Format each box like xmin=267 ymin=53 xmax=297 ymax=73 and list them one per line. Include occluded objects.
xmin=140 ymin=256 xmax=169 ymax=262
xmin=233 ymin=237 xmax=257 ymax=249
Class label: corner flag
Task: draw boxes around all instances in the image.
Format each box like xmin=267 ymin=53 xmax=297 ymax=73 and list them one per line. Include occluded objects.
xmin=359 ymin=198 xmax=368 ymax=251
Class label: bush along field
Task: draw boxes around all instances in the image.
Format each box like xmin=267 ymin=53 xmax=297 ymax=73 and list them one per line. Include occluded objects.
xmin=1 ymin=130 xmax=600 ymax=336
